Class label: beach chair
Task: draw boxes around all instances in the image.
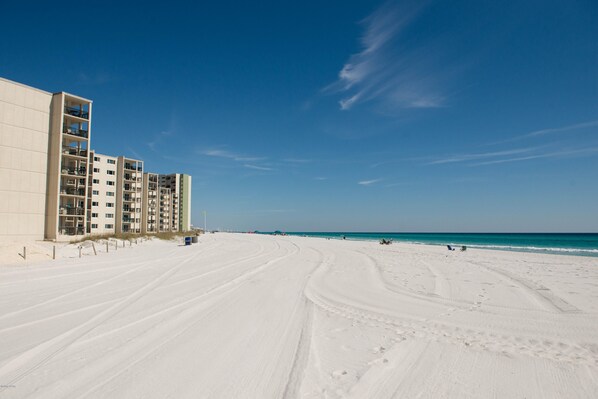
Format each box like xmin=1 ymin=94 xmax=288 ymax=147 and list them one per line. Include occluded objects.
xmin=447 ymin=245 xmax=455 ymax=251
xmin=461 ymin=246 xmax=467 ymax=251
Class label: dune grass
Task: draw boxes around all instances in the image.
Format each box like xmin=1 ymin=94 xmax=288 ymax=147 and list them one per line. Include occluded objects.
xmin=70 ymin=231 xmax=195 ymax=244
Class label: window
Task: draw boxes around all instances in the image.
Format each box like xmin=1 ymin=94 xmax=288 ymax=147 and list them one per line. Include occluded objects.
xmin=107 ymin=170 xmax=115 ymax=175
xmin=91 ymin=213 xmax=98 ymax=218
xmin=93 ymin=168 xmax=100 ymax=173
xmin=92 ymin=201 xmax=99 ymax=206
xmin=107 ymin=181 xmax=115 ymax=186
xmin=93 ymin=179 xmax=100 ymax=184
xmin=107 ymin=159 xmax=116 ymax=164
xmin=94 ymin=157 xmax=100 ymax=162
xmin=92 ymin=190 xmax=99 ymax=195
xmin=105 ymin=224 xmax=113 ymax=228
xmin=107 ymin=191 xmax=115 ymax=196
xmin=106 ymin=213 xmax=114 ymax=218
xmin=91 ymin=224 xmax=98 ymax=229
xmin=106 ymin=202 xmax=114 ymax=207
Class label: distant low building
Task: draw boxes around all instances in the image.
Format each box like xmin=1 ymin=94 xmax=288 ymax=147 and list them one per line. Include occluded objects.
xmin=159 ymin=173 xmax=192 ymax=232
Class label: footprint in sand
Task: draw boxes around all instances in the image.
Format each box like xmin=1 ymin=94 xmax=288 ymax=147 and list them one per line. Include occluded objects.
xmin=332 ymin=370 xmax=348 ymax=378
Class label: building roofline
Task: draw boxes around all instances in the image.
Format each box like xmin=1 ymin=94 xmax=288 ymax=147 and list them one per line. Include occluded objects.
xmin=57 ymin=91 xmax=93 ymax=104
xmin=92 ymin=152 xmax=118 ymax=160
xmin=0 ymin=77 xmax=53 ymax=96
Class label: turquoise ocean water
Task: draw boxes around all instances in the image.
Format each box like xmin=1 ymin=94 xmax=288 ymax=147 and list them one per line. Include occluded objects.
xmin=273 ymin=232 xmax=598 ymax=257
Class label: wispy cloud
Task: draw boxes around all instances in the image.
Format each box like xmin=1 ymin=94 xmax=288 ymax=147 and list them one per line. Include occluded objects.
xmin=244 ymin=164 xmax=274 ymax=171
xmin=426 ymin=147 xmax=538 ymax=165
xmin=315 ymin=176 xmax=328 ymax=181
xmin=522 ymin=120 xmax=598 ymax=139
xmin=201 ymin=149 xmax=265 ymax=162
xmin=358 ymin=178 xmax=383 ymax=186
xmin=472 ymin=146 xmax=598 ymax=166
xmin=147 ymin=112 xmax=177 ymax=153
xmin=126 ymin=147 xmax=144 ymax=161
xmin=148 ymin=130 xmax=174 ymax=151
xmin=490 ymin=120 xmax=598 ymax=145
xmin=427 ymin=143 xmax=598 ymax=167
xmin=325 ymin=0 xmax=451 ymax=111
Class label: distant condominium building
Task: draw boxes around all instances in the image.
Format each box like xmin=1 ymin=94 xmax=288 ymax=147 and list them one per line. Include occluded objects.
xmin=141 ymin=172 xmax=158 ymax=234
xmin=87 ymin=152 xmax=118 ymax=235
xmin=158 ymin=186 xmax=172 ymax=232
xmin=159 ymin=173 xmax=192 ymax=232
xmin=116 ymin=156 xmax=144 ymax=234
xmin=0 ymin=77 xmax=92 ymax=241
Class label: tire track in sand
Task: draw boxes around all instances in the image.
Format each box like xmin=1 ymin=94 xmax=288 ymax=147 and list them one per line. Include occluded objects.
xmin=0 ymin=247 xmax=203 ymax=391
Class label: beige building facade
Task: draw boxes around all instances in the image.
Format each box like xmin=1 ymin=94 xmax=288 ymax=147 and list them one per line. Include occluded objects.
xmin=0 ymin=78 xmax=52 ymax=241
xmin=0 ymin=78 xmax=93 ymax=242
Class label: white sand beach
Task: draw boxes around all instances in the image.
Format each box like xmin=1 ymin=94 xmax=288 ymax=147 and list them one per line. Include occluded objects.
xmin=1 ymin=233 xmax=597 ymax=398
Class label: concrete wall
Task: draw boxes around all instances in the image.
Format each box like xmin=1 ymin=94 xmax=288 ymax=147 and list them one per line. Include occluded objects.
xmin=0 ymin=78 xmax=52 ymax=241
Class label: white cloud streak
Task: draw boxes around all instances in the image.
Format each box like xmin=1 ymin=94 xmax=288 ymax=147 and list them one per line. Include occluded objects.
xmin=358 ymin=178 xmax=383 ymax=186
xmin=202 ymin=149 xmax=265 ymax=162
xmin=427 ymin=147 xmax=538 ymax=165
xmin=471 ymin=147 xmax=598 ymax=166
xmin=244 ymin=164 xmax=274 ymax=171
xmin=326 ymin=0 xmax=447 ymax=111
xmin=524 ymin=120 xmax=598 ymax=138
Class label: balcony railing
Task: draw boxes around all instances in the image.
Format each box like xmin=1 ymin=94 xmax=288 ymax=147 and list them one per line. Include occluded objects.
xmin=60 ymin=187 xmax=86 ymax=196
xmin=59 ymin=207 xmax=85 ymax=216
xmin=62 ymin=148 xmax=88 ymax=157
xmin=63 ymin=127 xmax=89 ymax=138
xmin=64 ymin=106 xmax=89 ymax=119
xmin=61 ymin=167 xmax=87 ymax=176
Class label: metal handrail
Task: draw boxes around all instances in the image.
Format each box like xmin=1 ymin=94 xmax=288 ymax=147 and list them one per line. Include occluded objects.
xmin=64 ymin=106 xmax=89 ymax=119
xmin=63 ymin=127 xmax=89 ymax=138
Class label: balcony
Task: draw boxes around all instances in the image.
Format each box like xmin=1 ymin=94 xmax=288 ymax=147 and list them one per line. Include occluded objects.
xmin=63 ymin=127 xmax=89 ymax=139
xmin=61 ymin=167 xmax=87 ymax=176
xmin=59 ymin=207 xmax=85 ymax=216
xmin=62 ymin=148 xmax=88 ymax=158
xmin=60 ymin=187 xmax=86 ymax=197
xmin=64 ymin=106 xmax=89 ymax=119
xmin=124 ymin=164 xmax=142 ymax=172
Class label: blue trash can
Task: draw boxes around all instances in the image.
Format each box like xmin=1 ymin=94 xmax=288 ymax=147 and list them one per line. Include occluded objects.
xmin=185 ymin=237 xmax=192 ymax=246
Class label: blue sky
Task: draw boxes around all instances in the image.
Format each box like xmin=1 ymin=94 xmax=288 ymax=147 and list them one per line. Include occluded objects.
xmin=2 ymin=0 xmax=597 ymax=232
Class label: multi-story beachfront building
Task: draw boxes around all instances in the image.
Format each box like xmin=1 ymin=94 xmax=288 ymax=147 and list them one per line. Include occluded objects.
xmin=1 ymin=77 xmax=193 ymax=242
xmin=158 ymin=186 xmax=172 ymax=232
xmin=116 ymin=156 xmax=144 ymax=234
xmin=141 ymin=173 xmax=158 ymax=234
xmin=159 ymin=173 xmax=192 ymax=232
xmin=87 ymin=152 xmax=118 ymax=235
xmin=0 ymin=77 xmax=92 ymax=241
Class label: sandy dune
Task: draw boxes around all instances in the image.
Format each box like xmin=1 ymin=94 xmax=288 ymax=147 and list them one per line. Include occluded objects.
xmin=0 ymin=233 xmax=597 ymax=398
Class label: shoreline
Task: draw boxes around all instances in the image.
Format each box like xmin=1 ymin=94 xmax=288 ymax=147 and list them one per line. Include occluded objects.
xmin=275 ymin=232 xmax=598 ymax=257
